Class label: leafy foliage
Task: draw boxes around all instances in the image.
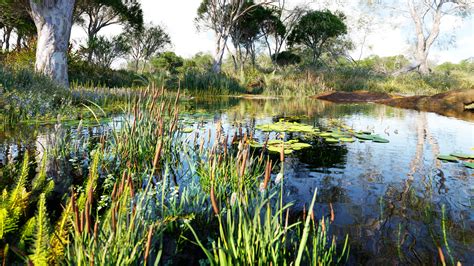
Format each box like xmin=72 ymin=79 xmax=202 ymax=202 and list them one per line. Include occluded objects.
xmin=288 ymin=10 xmax=347 ymax=64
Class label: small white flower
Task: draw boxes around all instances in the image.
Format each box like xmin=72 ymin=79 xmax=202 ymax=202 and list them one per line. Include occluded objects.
xmin=259 ymin=182 xmax=265 ymax=193
xmin=275 ymin=173 xmax=283 ymax=184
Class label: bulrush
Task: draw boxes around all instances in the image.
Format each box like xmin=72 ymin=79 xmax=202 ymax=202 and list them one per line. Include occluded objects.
xmin=210 ymin=160 xmax=220 ymax=215
xmin=144 ymin=225 xmax=154 ymax=264
xmin=330 ymin=203 xmax=335 ymax=223
xmin=263 ymin=159 xmax=272 ymax=190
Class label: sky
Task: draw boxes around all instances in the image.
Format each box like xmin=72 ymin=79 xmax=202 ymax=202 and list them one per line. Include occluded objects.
xmin=71 ymin=0 xmax=474 ymax=64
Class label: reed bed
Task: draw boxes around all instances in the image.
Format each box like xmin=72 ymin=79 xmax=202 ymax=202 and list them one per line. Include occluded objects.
xmin=0 ymin=84 xmax=349 ymax=265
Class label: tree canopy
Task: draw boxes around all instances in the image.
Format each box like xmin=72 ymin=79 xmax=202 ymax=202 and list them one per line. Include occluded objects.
xmin=288 ymin=10 xmax=347 ymax=64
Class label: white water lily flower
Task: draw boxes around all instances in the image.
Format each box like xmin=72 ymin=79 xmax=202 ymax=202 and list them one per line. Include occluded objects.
xmin=275 ymin=173 xmax=283 ymax=184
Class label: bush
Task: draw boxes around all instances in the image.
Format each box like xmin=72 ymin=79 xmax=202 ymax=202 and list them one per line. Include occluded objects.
xmin=0 ymin=64 xmax=71 ymax=124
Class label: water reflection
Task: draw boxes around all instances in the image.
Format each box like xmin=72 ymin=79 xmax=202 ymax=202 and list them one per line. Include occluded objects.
xmin=1 ymin=97 xmax=473 ymax=264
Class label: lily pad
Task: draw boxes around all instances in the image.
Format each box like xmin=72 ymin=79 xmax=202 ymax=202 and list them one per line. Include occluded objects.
xmin=437 ymin=155 xmax=458 ymax=162
xmin=450 ymin=153 xmax=474 ymax=159
xmin=372 ymin=136 xmax=389 ymax=143
xmin=340 ymin=137 xmax=355 ymax=143
xmin=181 ymin=127 xmax=194 ymax=133
xmin=354 ymin=134 xmax=374 ymax=140
xmin=325 ymin=138 xmax=339 ymax=143
xmin=319 ymin=132 xmax=332 ymax=137
xmin=464 ymin=162 xmax=474 ymax=169
xmin=256 ymin=121 xmax=315 ymax=133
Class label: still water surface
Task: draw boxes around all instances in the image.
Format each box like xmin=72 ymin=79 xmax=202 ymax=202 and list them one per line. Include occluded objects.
xmin=1 ymin=97 xmax=473 ymax=264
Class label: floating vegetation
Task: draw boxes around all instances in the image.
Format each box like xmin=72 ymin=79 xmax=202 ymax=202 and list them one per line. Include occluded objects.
xmin=255 ymin=120 xmax=391 ymax=146
xmin=437 ymin=152 xmax=474 ymax=169
xmin=464 ymin=162 xmax=474 ymax=169
xmin=181 ymin=127 xmax=194 ymax=133
xmin=256 ymin=121 xmax=316 ymax=133
xmin=251 ymin=139 xmax=313 ymax=154
xmin=450 ymin=153 xmax=474 ymax=159
xmin=437 ymin=155 xmax=458 ymax=162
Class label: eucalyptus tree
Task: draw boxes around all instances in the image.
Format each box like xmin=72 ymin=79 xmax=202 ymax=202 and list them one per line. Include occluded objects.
xmin=288 ymin=10 xmax=347 ymax=64
xmin=0 ymin=0 xmax=35 ymax=51
xmin=29 ymin=0 xmax=75 ymax=87
xmin=124 ymin=23 xmax=171 ymax=72
xmin=195 ymin=0 xmax=275 ymax=73
xmin=74 ymin=0 xmax=143 ymax=61
xmin=86 ymin=34 xmax=130 ymax=68
xmin=406 ymin=0 xmax=471 ymax=74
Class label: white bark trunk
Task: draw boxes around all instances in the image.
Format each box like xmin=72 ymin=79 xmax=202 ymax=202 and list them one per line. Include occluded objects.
xmin=212 ymin=33 xmax=228 ymax=73
xmin=30 ymin=0 xmax=75 ymax=88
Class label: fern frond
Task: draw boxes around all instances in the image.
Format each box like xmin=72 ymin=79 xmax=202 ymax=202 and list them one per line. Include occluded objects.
xmin=29 ymin=193 xmax=50 ymax=266
xmin=32 ymin=152 xmax=48 ymax=193
xmin=49 ymin=199 xmax=72 ymax=264
xmin=10 ymin=152 xmax=30 ymax=208
xmin=19 ymin=217 xmax=37 ymax=250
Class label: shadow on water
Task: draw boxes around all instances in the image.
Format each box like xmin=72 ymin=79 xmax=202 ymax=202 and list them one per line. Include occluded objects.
xmin=1 ymin=96 xmax=473 ymax=264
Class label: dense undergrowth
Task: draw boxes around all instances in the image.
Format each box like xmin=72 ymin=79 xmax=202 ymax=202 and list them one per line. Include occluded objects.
xmin=0 ymin=87 xmax=350 ymax=265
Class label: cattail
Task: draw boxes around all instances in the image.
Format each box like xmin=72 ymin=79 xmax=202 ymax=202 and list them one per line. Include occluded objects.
xmin=210 ymin=160 xmax=219 ymax=215
xmin=263 ymin=159 xmax=272 ymax=190
xmin=280 ymin=142 xmax=285 ymax=162
xmin=284 ymin=208 xmax=289 ymax=233
xmin=239 ymin=148 xmax=248 ymax=177
xmin=94 ymin=221 xmax=99 ymax=246
xmin=144 ymin=225 xmax=154 ymax=263
xmin=210 ymin=185 xmax=219 ymax=215
xmin=153 ymin=140 xmax=163 ymax=169
xmin=127 ymin=173 xmax=135 ymax=198
xmin=111 ymin=183 xmax=117 ymax=201
xmin=111 ymin=203 xmax=116 ymax=233
xmin=80 ymin=210 xmax=84 ymax=235
xmin=302 ymin=204 xmax=306 ymax=220
xmin=438 ymin=246 xmax=446 ymax=266
xmin=321 ymin=217 xmax=326 ymax=233
xmin=329 ymin=203 xmax=335 ymax=223
xmin=85 ymin=202 xmax=90 ymax=235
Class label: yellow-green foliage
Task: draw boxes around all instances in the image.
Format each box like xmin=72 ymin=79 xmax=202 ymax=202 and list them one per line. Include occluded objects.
xmin=0 ymin=152 xmax=56 ymax=264
xmin=77 ymin=150 xmax=100 ymax=210
xmin=30 ymin=194 xmax=50 ymax=266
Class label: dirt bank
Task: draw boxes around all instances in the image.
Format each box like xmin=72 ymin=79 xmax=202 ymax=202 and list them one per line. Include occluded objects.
xmin=313 ymin=90 xmax=474 ymax=121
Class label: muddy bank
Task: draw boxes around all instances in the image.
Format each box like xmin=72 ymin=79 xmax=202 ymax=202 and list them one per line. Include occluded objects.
xmin=313 ymin=90 xmax=474 ymax=121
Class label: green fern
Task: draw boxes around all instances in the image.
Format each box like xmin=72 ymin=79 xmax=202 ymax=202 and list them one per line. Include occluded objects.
xmin=29 ymin=193 xmax=50 ymax=266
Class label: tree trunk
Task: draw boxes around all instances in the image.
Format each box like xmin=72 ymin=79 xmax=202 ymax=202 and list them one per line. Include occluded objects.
xmin=30 ymin=0 xmax=75 ymax=88
xmin=212 ymin=33 xmax=228 ymax=73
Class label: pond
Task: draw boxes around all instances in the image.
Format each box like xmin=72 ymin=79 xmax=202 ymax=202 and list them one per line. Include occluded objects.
xmin=1 ymin=96 xmax=473 ymax=264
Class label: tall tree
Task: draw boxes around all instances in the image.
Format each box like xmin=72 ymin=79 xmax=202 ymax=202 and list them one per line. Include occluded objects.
xmin=288 ymin=10 xmax=347 ymax=64
xmin=195 ymin=0 xmax=275 ymax=73
xmin=29 ymin=0 xmax=75 ymax=87
xmin=85 ymin=34 xmax=130 ymax=68
xmin=0 ymin=0 xmax=35 ymax=51
xmin=405 ymin=0 xmax=471 ymax=74
xmin=74 ymin=0 xmax=143 ymax=61
xmin=124 ymin=23 xmax=171 ymax=72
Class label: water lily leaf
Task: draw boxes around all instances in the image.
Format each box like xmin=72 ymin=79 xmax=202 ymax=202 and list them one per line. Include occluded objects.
xmin=325 ymin=138 xmax=339 ymax=143
xmin=319 ymin=132 xmax=332 ymax=137
xmin=267 ymin=145 xmax=293 ymax=154
xmin=437 ymin=155 xmax=458 ymax=162
xmin=464 ymin=162 xmax=474 ymax=169
xmin=372 ymin=136 xmax=389 ymax=143
xmin=181 ymin=127 xmax=194 ymax=133
xmin=354 ymin=134 xmax=374 ymax=140
xmin=291 ymin=142 xmax=312 ymax=150
xmin=450 ymin=153 xmax=474 ymax=159
xmin=340 ymin=137 xmax=355 ymax=142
